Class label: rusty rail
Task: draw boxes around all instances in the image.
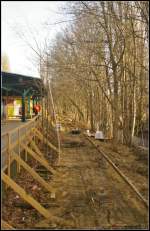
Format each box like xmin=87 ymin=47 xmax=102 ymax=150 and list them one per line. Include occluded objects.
xmin=84 ymin=134 xmax=148 ymax=208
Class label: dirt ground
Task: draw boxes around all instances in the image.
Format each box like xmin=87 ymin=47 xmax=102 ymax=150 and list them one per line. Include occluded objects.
xmin=2 ymin=129 xmax=148 ymax=229
xmin=47 ymin=132 xmax=148 ymax=229
xmin=92 ymin=138 xmax=148 ymax=200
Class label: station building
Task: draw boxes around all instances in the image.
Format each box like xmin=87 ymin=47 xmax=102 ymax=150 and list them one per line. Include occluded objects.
xmin=1 ymin=72 xmax=43 ymax=122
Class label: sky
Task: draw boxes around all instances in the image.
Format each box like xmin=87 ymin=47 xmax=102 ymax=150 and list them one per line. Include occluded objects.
xmin=2 ymin=1 xmax=69 ymax=77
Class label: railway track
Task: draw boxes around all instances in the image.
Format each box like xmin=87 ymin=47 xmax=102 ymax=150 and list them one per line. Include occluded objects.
xmin=84 ymin=134 xmax=148 ymax=209
xmin=52 ymin=132 xmax=148 ymax=229
xmin=2 ymin=129 xmax=148 ymax=229
xmin=69 ymin=133 xmax=148 ymax=229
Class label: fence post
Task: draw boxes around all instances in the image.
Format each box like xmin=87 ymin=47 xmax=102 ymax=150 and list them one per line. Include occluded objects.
xmin=7 ymin=133 xmax=11 ymax=178
xmin=18 ymin=128 xmax=21 ymax=173
xmin=25 ymin=126 xmax=28 ymax=162
xmin=34 ymin=119 xmax=36 ymax=143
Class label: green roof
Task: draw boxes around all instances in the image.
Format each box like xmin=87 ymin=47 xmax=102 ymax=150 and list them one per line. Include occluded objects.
xmin=2 ymin=72 xmax=44 ymax=97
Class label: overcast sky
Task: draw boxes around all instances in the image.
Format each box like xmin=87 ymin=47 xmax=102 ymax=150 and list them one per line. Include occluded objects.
xmin=2 ymin=1 xmax=69 ymax=77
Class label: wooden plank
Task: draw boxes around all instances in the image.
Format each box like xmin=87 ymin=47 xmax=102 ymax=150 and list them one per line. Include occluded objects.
xmin=1 ymin=115 xmax=39 ymax=137
xmin=34 ymin=128 xmax=59 ymax=153
xmin=2 ymin=172 xmax=73 ymax=227
xmin=2 ymin=171 xmax=52 ymax=219
xmin=30 ymin=140 xmax=43 ymax=157
xmin=20 ymin=143 xmax=59 ymax=177
xmin=7 ymin=129 xmax=34 ymax=151
xmin=12 ymin=152 xmax=56 ymax=197
xmin=33 ymin=119 xmax=36 ymax=142
xmin=7 ymin=133 xmax=11 ymax=177
xmin=34 ymin=216 xmax=74 ymax=228
xmin=2 ymin=155 xmax=16 ymax=172
xmin=17 ymin=128 xmax=21 ymax=173
xmin=25 ymin=127 xmax=28 ymax=162
xmin=1 ymin=116 xmax=39 ymax=171
xmin=2 ymin=133 xmax=34 ymax=172
xmin=1 ymin=220 xmax=15 ymax=230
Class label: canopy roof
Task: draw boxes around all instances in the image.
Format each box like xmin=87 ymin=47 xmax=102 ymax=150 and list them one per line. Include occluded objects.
xmin=1 ymin=72 xmax=44 ymax=97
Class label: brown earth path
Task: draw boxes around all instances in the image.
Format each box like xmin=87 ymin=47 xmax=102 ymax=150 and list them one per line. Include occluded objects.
xmin=37 ymin=132 xmax=148 ymax=229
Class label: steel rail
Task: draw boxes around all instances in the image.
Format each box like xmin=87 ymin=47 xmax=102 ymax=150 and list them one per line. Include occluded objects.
xmin=84 ymin=134 xmax=148 ymax=209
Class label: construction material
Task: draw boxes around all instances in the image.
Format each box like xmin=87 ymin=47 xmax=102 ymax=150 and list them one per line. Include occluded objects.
xmin=95 ymin=131 xmax=104 ymax=140
xmin=71 ymin=129 xmax=81 ymax=134
xmin=20 ymin=143 xmax=59 ymax=176
xmin=12 ymin=152 xmax=56 ymax=197
xmin=2 ymin=171 xmax=53 ymax=219
xmin=1 ymin=220 xmax=15 ymax=230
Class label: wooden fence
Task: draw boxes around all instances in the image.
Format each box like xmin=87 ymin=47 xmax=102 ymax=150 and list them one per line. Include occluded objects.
xmin=1 ymin=115 xmax=69 ymax=229
xmin=1 ymin=115 xmax=40 ymax=173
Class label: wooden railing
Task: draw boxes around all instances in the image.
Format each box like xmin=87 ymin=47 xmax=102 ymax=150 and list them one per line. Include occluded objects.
xmin=1 ymin=115 xmax=41 ymax=172
xmin=1 ymin=114 xmax=70 ymax=228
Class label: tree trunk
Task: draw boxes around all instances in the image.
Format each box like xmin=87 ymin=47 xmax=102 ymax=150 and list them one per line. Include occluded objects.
xmin=113 ymin=68 xmax=119 ymax=143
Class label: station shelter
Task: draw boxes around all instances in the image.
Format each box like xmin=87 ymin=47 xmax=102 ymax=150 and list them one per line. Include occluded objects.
xmin=1 ymin=72 xmax=43 ymax=122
